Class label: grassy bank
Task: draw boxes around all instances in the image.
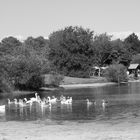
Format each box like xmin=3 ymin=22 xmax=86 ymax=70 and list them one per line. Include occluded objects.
xmin=41 ymin=76 xmax=110 ymax=90
xmin=62 ymin=76 xmax=107 ymax=85
xmin=1 ymin=76 xmax=108 ymax=97
xmin=0 ymin=90 xmax=35 ymax=98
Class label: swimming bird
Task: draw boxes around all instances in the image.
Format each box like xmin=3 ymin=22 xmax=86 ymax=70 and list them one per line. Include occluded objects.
xmin=24 ymin=98 xmax=33 ymax=105
xmin=7 ymin=98 xmax=14 ymax=104
xmin=47 ymin=96 xmax=57 ymax=104
xmin=86 ymin=99 xmax=92 ymax=105
xmin=30 ymin=92 xmax=38 ymax=102
xmin=86 ymin=99 xmax=96 ymax=106
xmin=14 ymin=98 xmax=18 ymax=104
xmin=102 ymin=99 xmax=108 ymax=108
xmin=61 ymin=97 xmax=72 ymax=104
xmin=67 ymin=97 xmax=72 ymax=103
xmin=39 ymin=99 xmax=51 ymax=108
xmin=18 ymin=99 xmax=26 ymax=107
xmin=0 ymin=105 xmax=5 ymax=113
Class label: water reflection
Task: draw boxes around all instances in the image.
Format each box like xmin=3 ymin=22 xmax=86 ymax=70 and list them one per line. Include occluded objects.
xmin=3 ymin=98 xmax=140 ymax=122
xmin=4 ymin=101 xmax=73 ymax=121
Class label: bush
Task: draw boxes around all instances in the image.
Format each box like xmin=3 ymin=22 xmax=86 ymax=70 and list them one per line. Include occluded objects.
xmin=15 ymin=75 xmax=44 ymax=90
xmin=26 ymin=75 xmax=44 ymax=90
xmin=104 ymin=64 xmax=128 ymax=83
xmin=0 ymin=76 xmax=14 ymax=95
xmin=43 ymin=72 xmax=64 ymax=87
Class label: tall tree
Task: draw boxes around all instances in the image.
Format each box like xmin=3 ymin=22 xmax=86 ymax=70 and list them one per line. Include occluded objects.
xmin=111 ymin=39 xmax=132 ymax=66
xmin=124 ymin=33 xmax=140 ymax=54
xmin=49 ymin=26 xmax=94 ymax=78
xmin=0 ymin=36 xmax=22 ymax=55
xmin=92 ymin=33 xmax=112 ymax=66
xmin=23 ymin=36 xmax=50 ymax=74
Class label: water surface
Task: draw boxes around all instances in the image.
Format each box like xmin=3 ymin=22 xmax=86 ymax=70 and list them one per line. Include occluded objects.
xmin=1 ymin=82 xmax=140 ymax=123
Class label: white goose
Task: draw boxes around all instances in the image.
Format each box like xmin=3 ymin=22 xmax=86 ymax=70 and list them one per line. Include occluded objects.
xmin=61 ymin=97 xmax=72 ymax=104
xmin=7 ymin=98 xmax=14 ymax=104
xmin=39 ymin=99 xmax=51 ymax=107
xmin=0 ymin=105 xmax=5 ymax=113
xmin=86 ymin=99 xmax=96 ymax=106
xmin=86 ymin=99 xmax=92 ymax=105
xmin=24 ymin=98 xmax=33 ymax=105
xmin=18 ymin=99 xmax=26 ymax=107
xmin=30 ymin=92 xmax=38 ymax=102
xmin=47 ymin=96 xmax=57 ymax=104
xmin=14 ymin=98 xmax=18 ymax=104
xmin=102 ymin=99 xmax=108 ymax=108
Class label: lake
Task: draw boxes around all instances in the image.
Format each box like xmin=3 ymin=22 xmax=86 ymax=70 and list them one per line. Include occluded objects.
xmin=1 ymin=82 xmax=140 ymax=122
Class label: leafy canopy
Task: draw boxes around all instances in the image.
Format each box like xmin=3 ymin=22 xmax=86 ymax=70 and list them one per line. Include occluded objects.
xmin=49 ymin=26 xmax=94 ymax=78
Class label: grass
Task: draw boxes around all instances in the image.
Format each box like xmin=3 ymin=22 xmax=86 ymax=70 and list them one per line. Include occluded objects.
xmin=0 ymin=76 xmax=107 ymax=97
xmin=0 ymin=90 xmax=35 ymax=98
xmin=62 ymin=76 xmax=107 ymax=85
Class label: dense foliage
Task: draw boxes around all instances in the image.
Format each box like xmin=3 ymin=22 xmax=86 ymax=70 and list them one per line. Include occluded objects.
xmin=0 ymin=36 xmax=50 ymax=92
xmin=0 ymin=26 xmax=140 ymax=93
xmin=104 ymin=64 xmax=128 ymax=83
xmin=49 ymin=28 xmax=140 ymax=78
xmin=49 ymin=26 xmax=94 ymax=78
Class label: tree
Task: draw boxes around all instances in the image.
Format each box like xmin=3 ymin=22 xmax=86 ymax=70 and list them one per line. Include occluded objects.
xmin=92 ymin=33 xmax=112 ymax=66
xmin=10 ymin=43 xmax=49 ymax=90
xmin=0 ymin=36 xmax=50 ymax=91
xmin=111 ymin=39 xmax=132 ymax=66
xmin=0 ymin=36 xmax=22 ymax=55
xmin=124 ymin=33 xmax=140 ymax=54
xmin=23 ymin=36 xmax=50 ymax=74
xmin=0 ymin=55 xmax=14 ymax=93
xmin=131 ymin=54 xmax=140 ymax=64
xmin=49 ymin=26 xmax=94 ymax=78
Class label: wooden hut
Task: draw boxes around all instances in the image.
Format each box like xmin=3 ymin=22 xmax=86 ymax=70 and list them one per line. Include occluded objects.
xmin=128 ymin=63 xmax=140 ymax=77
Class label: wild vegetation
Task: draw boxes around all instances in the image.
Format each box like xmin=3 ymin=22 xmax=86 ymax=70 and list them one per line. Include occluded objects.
xmin=0 ymin=26 xmax=140 ymax=93
xmin=104 ymin=64 xmax=128 ymax=83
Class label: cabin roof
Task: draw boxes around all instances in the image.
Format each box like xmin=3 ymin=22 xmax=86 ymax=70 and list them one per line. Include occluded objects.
xmin=128 ymin=64 xmax=139 ymax=70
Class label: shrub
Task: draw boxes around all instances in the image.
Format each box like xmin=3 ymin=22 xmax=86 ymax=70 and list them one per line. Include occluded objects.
xmin=15 ymin=75 xmax=44 ymax=90
xmin=0 ymin=76 xmax=14 ymax=95
xmin=26 ymin=75 xmax=44 ymax=90
xmin=104 ymin=64 xmax=128 ymax=83
xmin=43 ymin=72 xmax=64 ymax=87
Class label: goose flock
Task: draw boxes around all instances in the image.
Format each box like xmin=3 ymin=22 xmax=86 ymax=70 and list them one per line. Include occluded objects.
xmin=6 ymin=93 xmax=73 ymax=107
xmin=0 ymin=92 xmax=108 ymax=115
xmin=86 ymin=98 xmax=108 ymax=108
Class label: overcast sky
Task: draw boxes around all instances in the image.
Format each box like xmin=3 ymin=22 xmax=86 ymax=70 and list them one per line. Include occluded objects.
xmin=0 ymin=0 xmax=140 ymax=40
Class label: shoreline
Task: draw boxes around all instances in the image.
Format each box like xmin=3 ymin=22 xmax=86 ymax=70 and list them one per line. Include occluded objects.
xmin=59 ymin=82 xmax=117 ymax=89
xmin=0 ymin=119 xmax=140 ymax=140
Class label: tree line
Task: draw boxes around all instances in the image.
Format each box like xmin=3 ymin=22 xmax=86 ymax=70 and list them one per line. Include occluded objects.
xmin=0 ymin=26 xmax=140 ymax=92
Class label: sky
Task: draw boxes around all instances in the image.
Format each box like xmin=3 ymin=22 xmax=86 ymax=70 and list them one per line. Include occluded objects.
xmin=0 ymin=0 xmax=140 ymax=40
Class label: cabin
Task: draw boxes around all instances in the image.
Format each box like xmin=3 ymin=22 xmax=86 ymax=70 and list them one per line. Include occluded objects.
xmin=128 ymin=63 xmax=140 ymax=77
